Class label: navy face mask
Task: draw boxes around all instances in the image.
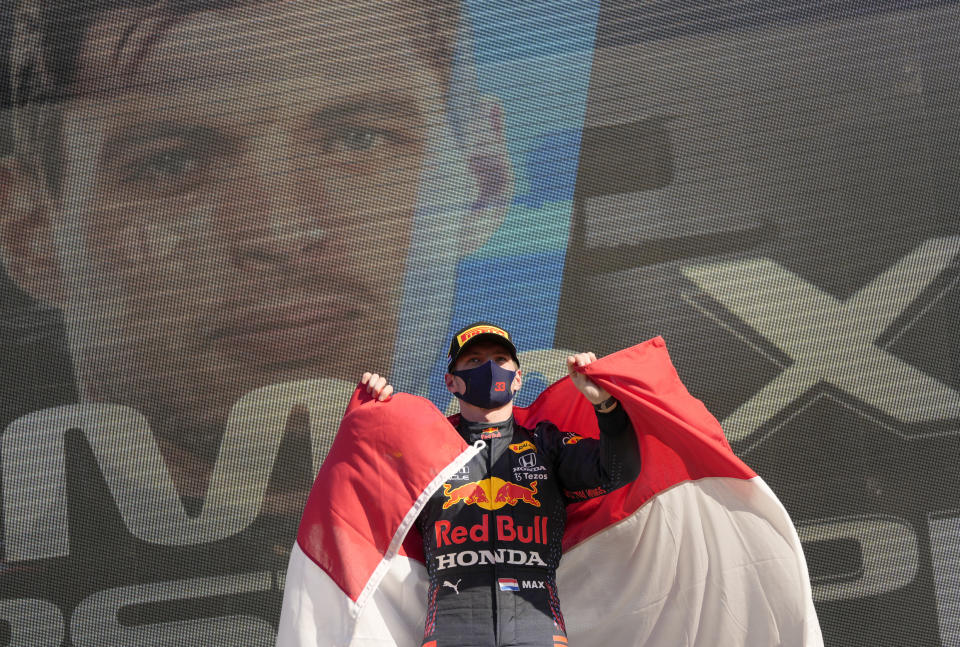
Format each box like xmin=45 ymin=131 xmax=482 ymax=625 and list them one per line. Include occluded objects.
xmin=450 ymin=360 xmax=518 ymax=409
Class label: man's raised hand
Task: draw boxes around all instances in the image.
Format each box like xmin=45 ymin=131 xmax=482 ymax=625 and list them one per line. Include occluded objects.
xmin=566 ymin=352 xmax=611 ymax=405
xmin=360 ymin=372 xmax=394 ymax=401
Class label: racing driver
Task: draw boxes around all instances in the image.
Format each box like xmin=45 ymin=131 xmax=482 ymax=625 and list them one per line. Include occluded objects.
xmin=360 ymin=322 xmax=642 ymax=647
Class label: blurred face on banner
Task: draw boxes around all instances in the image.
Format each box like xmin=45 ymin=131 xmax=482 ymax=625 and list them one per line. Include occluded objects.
xmin=1 ymin=1 xmax=511 ymax=478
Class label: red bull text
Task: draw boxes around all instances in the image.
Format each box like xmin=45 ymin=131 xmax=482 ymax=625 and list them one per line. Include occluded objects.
xmin=434 ymin=515 xmax=549 ymax=547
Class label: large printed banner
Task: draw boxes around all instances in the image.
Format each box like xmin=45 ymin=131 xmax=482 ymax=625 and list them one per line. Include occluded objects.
xmin=0 ymin=2 xmax=597 ymax=645
xmin=1 ymin=1 xmax=958 ymax=645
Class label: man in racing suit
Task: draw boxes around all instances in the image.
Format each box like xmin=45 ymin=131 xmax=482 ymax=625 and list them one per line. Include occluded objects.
xmin=361 ymin=322 xmax=641 ymax=647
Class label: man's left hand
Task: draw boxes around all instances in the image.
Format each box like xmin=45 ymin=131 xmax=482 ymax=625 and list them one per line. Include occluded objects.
xmin=566 ymin=352 xmax=611 ymax=405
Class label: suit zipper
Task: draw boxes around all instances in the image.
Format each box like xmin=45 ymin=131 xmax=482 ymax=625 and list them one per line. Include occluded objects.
xmin=489 ymin=436 xmax=499 ymax=645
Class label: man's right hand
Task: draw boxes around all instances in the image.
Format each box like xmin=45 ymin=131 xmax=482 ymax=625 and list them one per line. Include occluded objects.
xmin=360 ymin=372 xmax=394 ymax=401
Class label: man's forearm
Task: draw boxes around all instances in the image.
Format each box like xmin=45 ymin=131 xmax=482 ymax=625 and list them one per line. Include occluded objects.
xmin=596 ymin=401 xmax=642 ymax=483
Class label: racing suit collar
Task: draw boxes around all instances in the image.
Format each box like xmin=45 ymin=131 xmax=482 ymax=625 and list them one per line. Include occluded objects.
xmin=458 ymin=416 xmax=514 ymax=443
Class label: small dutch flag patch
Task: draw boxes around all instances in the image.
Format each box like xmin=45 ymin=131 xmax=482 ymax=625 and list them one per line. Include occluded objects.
xmin=498 ymin=578 xmax=520 ymax=592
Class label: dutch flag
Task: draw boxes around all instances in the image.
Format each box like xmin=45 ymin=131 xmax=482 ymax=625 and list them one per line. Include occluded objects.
xmin=498 ymin=578 xmax=520 ymax=592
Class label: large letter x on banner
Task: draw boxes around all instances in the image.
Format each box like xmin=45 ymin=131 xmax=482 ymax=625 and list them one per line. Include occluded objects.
xmin=682 ymin=236 xmax=960 ymax=445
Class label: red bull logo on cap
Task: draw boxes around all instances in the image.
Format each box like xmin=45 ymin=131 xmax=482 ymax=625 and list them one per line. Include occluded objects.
xmin=442 ymin=477 xmax=540 ymax=510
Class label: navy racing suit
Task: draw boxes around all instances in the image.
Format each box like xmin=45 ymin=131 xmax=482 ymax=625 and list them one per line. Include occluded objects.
xmin=416 ymin=403 xmax=641 ymax=647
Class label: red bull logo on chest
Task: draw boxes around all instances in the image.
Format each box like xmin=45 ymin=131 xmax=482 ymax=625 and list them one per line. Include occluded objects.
xmin=441 ymin=477 xmax=540 ymax=510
